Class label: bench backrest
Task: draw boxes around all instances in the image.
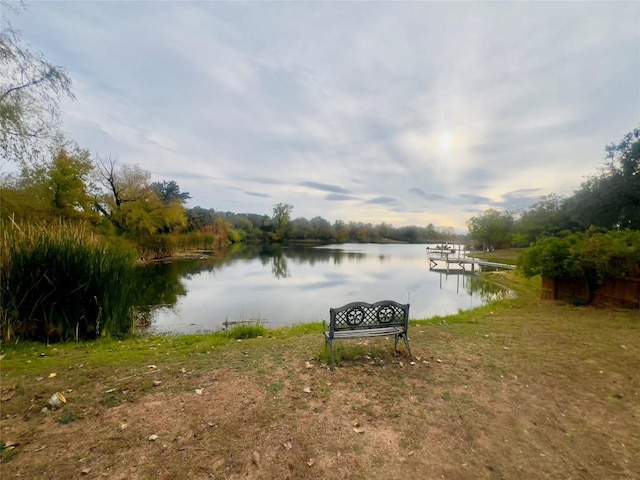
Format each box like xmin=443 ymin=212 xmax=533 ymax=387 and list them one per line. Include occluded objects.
xmin=329 ymin=300 xmax=410 ymax=334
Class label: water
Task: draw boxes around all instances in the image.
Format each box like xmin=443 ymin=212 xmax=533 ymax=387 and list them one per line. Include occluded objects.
xmin=139 ymin=243 xmax=511 ymax=334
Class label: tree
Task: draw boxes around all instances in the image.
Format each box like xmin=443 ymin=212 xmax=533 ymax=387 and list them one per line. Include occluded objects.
xmin=566 ymin=128 xmax=640 ymax=230
xmin=0 ymin=8 xmax=74 ymax=165
xmin=0 ymin=143 xmax=96 ymax=222
xmin=271 ymin=202 xmax=293 ymax=242
xmin=467 ymin=209 xmax=515 ymax=250
xmin=47 ymin=147 xmax=95 ymax=219
xmin=309 ymin=216 xmax=333 ymax=241
xmin=289 ymin=217 xmax=312 ymax=240
xmin=151 ymin=180 xmax=190 ymax=204
xmin=94 ymin=157 xmax=186 ymax=236
xmin=514 ymin=194 xmax=572 ymax=245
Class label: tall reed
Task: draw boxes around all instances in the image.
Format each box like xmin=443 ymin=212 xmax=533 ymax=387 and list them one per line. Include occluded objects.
xmin=136 ymin=231 xmax=229 ymax=259
xmin=0 ymin=220 xmax=140 ymax=342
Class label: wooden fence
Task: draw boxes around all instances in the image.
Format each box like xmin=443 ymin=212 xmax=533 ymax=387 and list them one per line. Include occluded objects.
xmin=542 ymin=276 xmax=640 ymax=308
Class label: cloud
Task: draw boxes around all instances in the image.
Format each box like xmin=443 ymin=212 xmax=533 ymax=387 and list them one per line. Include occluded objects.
xmin=458 ymin=194 xmax=495 ymax=206
xmin=408 ymin=188 xmax=447 ymax=202
xmin=244 ymin=191 xmax=271 ymax=198
xmin=326 ymin=193 xmax=359 ymax=202
xmin=7 ymin=1 xmax=639 ymax=231
xmin=298 ymin=181 xmax=351 ymax=194
xmin=365 ymin=196 xmax=401 ymax=206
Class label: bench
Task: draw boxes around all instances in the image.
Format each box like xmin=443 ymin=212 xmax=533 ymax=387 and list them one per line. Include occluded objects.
xmin=324 ymin=300 xmax=411 ymax=365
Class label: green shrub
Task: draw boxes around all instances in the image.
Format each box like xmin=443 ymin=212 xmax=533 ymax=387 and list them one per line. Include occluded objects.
xmin=0 ymin=220 xmax=140 ymax=342
xmin=518 ymin=229 xmax=640 ymax=280
xmin=224 ymin=323 xmax=266 ymax=339
xmin=518 ymin=229 xmax=640 ymax=301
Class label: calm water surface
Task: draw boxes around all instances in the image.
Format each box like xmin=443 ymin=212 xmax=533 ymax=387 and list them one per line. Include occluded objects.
xmin=141 ymin=243 xmax=510 ymax=334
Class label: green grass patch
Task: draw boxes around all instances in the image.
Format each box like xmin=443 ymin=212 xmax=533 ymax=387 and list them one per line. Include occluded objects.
xmin=58 ymin=409 xmax=78 ymax=424
xmin=0 ymin=441 xmax=18 ymax=463
xmin=223 ymin=323 xmax=266 ymax=339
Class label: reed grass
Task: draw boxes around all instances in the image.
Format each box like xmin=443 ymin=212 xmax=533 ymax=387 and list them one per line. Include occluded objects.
xmin=0 ymin=220 xmax=140 ymax=342
xmin=224 ymin=323 xmax=267 ymax=339
xmin=136 ymin=231 xmax=229 ymax=259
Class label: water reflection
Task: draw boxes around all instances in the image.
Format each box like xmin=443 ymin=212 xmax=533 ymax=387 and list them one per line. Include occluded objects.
xmin=140 ymin=244 xmax=512 ymax=334
xmin=434 ymin=270 xmax=514 ymax=303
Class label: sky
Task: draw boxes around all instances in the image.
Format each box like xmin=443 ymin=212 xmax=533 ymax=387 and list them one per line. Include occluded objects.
xmin=3 ymin=1 xmax=639 ymax=232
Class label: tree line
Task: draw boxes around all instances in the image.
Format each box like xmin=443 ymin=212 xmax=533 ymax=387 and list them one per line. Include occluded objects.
xmin=467 ymin=128 xmax=639 ymax=251
xmin=190 ymin=203 xmax=459 ymax=246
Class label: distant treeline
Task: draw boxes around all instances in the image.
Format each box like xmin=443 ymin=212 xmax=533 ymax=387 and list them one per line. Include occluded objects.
xmin=186 ymin=205 xmax=461 ymax=245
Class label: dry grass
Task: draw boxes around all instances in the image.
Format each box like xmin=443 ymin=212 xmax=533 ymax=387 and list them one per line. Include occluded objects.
xmin=1 ymin=271 xmax=639 ymax=479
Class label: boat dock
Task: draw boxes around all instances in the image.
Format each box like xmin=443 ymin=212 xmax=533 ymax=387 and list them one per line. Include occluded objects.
xmin=427 ymin=248 xmax=516 ymax=273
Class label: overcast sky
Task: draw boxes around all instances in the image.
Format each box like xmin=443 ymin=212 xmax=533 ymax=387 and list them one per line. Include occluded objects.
xmin=5 ymin=1 xmax=639 ymax=231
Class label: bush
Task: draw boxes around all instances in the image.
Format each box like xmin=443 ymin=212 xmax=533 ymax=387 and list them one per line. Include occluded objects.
xmin=518 ymin=229 xmax=640 ymax=301
xmin=519 ymin=229 xmax=640 ymax=279
xmin=0 ymin=220 xmax=141 ymax=342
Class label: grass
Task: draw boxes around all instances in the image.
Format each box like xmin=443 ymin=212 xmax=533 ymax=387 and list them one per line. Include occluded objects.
xmin=0 ymin=220 xmax=140 ymax=342
xmin=472 ymin=247 xmax=523 ymax=265
xmin=1 ymin=269 xmax=639 ymax=479
xmin=223 ymin=323 xmax=267 ymax=339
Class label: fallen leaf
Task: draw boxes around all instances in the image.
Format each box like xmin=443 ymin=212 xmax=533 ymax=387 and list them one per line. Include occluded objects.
xmin=302 ymin=387 xmax=311 ymax=394
xmin=195 ymin=388 xmax=204 ymax=395
xmin=1 ymin=390 xmax=15 ymax=402
xmin=120 ymin=423 xmax=128 ymax=430
xmin=307 ymin=458 xmax=315 ymax=467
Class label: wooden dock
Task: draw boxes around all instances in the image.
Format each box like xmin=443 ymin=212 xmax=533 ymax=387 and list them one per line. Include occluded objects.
xmin=427 ymin=250 xmax=516 ymax=272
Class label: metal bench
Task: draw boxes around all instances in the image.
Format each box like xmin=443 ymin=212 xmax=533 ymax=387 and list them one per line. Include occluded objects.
xmin=324 ymin=300 xmax=411 ymax=365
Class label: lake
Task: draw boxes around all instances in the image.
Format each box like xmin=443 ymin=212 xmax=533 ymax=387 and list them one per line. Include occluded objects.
xmin=140 ymin=243 xmax=511 ymax=334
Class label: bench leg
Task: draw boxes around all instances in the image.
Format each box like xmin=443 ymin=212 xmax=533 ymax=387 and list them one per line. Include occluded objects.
xmin=403 ymin=333 xmax=412 ymax=358
xmin=329 ymin=340 xmax=335 ymax=366
xmin=395 ymin=333 xmax=412 ymax=358
xmin=324 ymin=336 xmax=336 ymax=366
